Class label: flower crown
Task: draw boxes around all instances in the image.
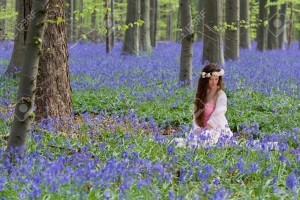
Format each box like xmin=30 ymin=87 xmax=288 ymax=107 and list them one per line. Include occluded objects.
xmin=201 ymin=69 xmax=225 ymax=78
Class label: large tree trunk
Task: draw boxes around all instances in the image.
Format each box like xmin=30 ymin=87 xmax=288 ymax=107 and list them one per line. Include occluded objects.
xmin=179 ymin=0 xmax=194 ymax=86
xmin=6 ymin=0 xmax=33 ymax=75
xmin=7 ymin=0 xmax=48 ymax=151
xmin=0 ymin=0 xmax=6 ymax=41
xmin=122 ymin=0 xmax=140 ymax=55
xmin=166 ymin=0 xmax=172 ymax=40
xmin=110 ymin=0 xmax=115 ymax=47
xmin=278 ymin=3 xmax=287 ymax=49
xmin=224 ymin=0 xmax=240 ymax=60
xmin=196 ymin=0 xmax=204 ymax=41
xmin=202 ymin=0 xmax=224 ymax=65
xmin=66 ymin=0 xmax=73 ymax=42
xmin=35 ymin=0 xmax=72 ymax=124
xmin=239 ymin=0 xmax=251 ymax=49
xmin=150 ymin=0 xmax=157 ymax=47
xmin=105 ymin=0 xmax=110 ymax=53
xmin=256 ymin=0 xmax=268 ymax=51
xmin=267 ymin=0 xmax=278 ymax=50
xmin=140 ymin=0 xmax=152 ymax=52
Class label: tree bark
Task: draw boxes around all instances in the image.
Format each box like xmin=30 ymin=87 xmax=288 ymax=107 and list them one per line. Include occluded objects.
xmin=7 ymin=0 xmax=48 ymax=151
xmin=105 ymin=0 xmax=110 ymax=53
xmin=150 ymin=0 xmax=157 ymax=47
xmin=224 ymin=0 xmax=240 ymax=60
xmin=239 ymin=0 xmax=251 ymax=49
xmin=140 ymin=0 xmax=152 ymax=52
xmin=0 ymin=0 xmax=6 ymax=41
xmin=179 ymin=0 xmax=194 ymax=86
xmin=278 ymin=3 xmax=287 ymax=49
xmin=197 ymin=0 xmax=204 ymax=41
xmin=35 ymin=0 xmax=72 ymax=124
xmin=110 ymin=0 xmax=115 ymax=47
xmin=202 ymin=0 xmax=224 ymax=65
xmin=6 ymin=0 xmax=33 ymax=75
xmin=66 ymin=0 xmax=73 ymax=42
xmin=256 ymin=0 xmax=268 ymax=51
xmin=267 ymin=0 xmax=278 ymax=50
xmin=122 ymin=0 xmax=140 ymax=55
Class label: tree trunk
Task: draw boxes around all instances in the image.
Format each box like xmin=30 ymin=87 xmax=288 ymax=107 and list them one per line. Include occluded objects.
xmin=122 ymin=0 xmax=140 ymax=55
xmin=150 ymin=0 xmax=157 ymax=47
xmin=267 ymin=0 xmax=278 ymax=50
xmin=179 ymin=0 xmax=194 ymax=86
xmin=7 ymin=0 xmax=48 ymax=151
xmin=105 ymin=0 xmax=110 ymax=53
xmin=256 ymin=0 xmax=268 ymax=51
xmin=0 ymin=0 xmax=6 ymax=41
xmin=166 ymin=0 xmax=172 ymax=40
xmin=278 ymin=3 xmax=287 ymax=49
xmin=110 ymin=0 xmax=115 ymax=47
xmin=239 ymin=0 xmax=251 ymax=49
xmin=66 ymin=0 xmax=73 ymax=42
xmin=35 ymin=0 xmax=72 ymax=124
xmin=197 ymin=0 xmax=204 ymax=41
xmin=6 ymin=0 xmax=33 ymax=75
xmin=224 ymin=0 xmax=240 ymax=60
xmin=140 ymin=0 xmax=152 ymax=52
xmin=202 ymin=0 xmax=224 ymax=65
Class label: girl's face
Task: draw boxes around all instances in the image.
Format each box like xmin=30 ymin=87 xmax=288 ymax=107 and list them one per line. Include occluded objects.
xmin=208 ymin=75 xmax=219 ymax=90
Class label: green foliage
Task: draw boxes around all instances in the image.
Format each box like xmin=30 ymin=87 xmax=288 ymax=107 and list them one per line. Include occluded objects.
xmin=72 ymin=81 xmax=300 ymax=134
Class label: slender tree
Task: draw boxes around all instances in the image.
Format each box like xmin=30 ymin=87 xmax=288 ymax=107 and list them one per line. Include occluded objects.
xmin=240 ymin=0 xmax=251 ymax=49
xmin=7 ymin=0 xmax=48 ymax=150
xmin=150 ymin=0 xmax=157 ymax=47
xmin=140 ymin=0 xmax=152 ymax=52
xmin=224 ymin=0 xmax=240 ymax=60
xmin=110 ymin=0 xmax=115 ymax=47
xmin=256 ymin=0 xmax=268 ymax=51
xmin=0 ymin=0 xmax=6 ymax=41
xmin=6 ymin=0 xmax=33 ymax=75
xmin=105 ymin=0 xmax=110 ymax=53
xmin=122 ymin=0 xmax=140 ymax=54
xmin=267 ymin=0 xmax=278 ymax=50
xmin=278 ymin=3 xmax=287 ymax=49
xmin=35 ymin=0 xmax=72 ymax=124
xmin=179 ymin=0 xmax=194 ymax=86
xmin=202 ymin=0 xmax=224 ymax=65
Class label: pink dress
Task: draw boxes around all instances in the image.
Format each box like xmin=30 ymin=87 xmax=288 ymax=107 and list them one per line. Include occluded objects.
xmin=203 ymin=103 xmax=215 ymax=127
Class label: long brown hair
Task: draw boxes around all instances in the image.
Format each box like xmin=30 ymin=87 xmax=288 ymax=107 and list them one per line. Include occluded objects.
xmin=194 ymin=63 xmax=224 ymax=127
